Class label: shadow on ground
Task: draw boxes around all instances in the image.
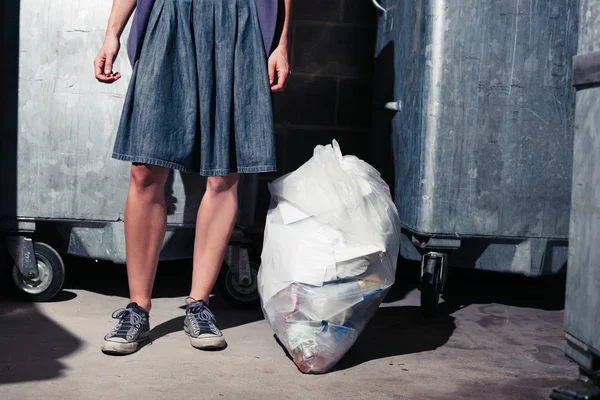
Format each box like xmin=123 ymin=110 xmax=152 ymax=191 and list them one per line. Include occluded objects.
xmin=385 ymin=259 xmax=566 ymax=311
xmin=63 ymin=252 xmax=566 ymax=313
xmin=0 ymin=298 xmax=83 ymax=385
xmin=2 ymin=255 xmax=567 ymax=379
xmin=335 ymin=304 xmax=458 ymax=371
xmin=440 ymin=267 xmax=566 ymax=311
xmin=62 ymin=255 xmax=266 ymax=338
xmin=426 ymin=376 xmax=574 ymax=400
xmin=61 ymin=256 xmax=194 ymax=300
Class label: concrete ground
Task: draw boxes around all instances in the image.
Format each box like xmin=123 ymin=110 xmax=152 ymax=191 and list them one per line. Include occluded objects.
xmin=0 ymin=258 xmax=577 ymax=400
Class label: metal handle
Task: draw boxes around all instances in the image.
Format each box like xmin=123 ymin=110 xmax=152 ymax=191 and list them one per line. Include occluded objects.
xmin=371 ymin=0 xmax=387 ymax=15
xmin=384 ymin=101 xmax=402 ymax=112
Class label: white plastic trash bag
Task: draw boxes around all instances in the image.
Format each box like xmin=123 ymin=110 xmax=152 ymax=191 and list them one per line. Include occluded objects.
xmin=258 ymin=140 xmax=401 ymax=373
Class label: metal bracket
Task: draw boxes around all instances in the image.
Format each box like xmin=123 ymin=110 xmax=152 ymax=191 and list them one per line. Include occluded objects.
xmin=573 ymin=51 xmax=600 ymax=89
xmin=565 ymin=332 xmax=600 ymax=381
xmin=551 ymin=376 xmax=600 ymax=400
xmin=0 ymin=219 xmax=36 ymax=234
xmin=420 ymin=252 xmax=442 ymax=279
xmin=420 ymin=252 xmax=449 ymax=292
xmin=5 ymin=236 xmax=39 ymax=279
xmin=371 ymin=0 xmax=388 ymax=17
xmin=412 ymin=235 xmax=462 ymax=250
xmin=384 ymin=101 xmax=402 ymax=112
xmin=225 ymin=245 xmax=252 ymax=287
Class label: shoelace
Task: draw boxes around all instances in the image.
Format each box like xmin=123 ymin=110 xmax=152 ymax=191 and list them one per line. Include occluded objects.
xmin=110 ymin=308 xmax=144 ymax=339
xmin=186 ymin=297 xmax=217 ymax=335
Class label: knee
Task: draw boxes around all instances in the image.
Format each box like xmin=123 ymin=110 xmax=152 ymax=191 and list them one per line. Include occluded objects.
xmin=130 ymin=164 xmax=169 ymax=192
xmin=206 ymin=174 xmax=240 ymax=195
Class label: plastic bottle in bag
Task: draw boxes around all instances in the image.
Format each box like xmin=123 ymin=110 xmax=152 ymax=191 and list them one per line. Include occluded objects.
xmin=284 ymin=320 xmax=358 ymax=373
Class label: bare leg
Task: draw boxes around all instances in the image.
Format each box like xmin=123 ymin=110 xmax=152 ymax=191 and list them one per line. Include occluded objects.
xmin=124 ymin=164 xmax=171 ymax=312
xmin=189 ymin=174 xmax=240 ymax=302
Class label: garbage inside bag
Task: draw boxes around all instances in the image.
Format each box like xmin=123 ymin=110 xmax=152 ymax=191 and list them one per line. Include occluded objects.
xmin=258 ymin=140 xmax=401 ymax=374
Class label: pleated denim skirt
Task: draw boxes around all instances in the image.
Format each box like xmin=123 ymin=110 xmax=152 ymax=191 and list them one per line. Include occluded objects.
xmin=113 ymin=0 xmax=277 ymax=176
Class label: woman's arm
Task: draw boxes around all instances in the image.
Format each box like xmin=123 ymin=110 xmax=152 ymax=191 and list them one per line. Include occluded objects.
xmin=274 ymin=0 xmax=291 ymax=51
xmin=94 ymin=0 xmax=136 ymax=84
xmin=269 ymin=0 xmax=292 ymax=91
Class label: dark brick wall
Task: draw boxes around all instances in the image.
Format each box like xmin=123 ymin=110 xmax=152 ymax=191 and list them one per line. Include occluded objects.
xmin=253 ymin=0 xmax=377 ymax=232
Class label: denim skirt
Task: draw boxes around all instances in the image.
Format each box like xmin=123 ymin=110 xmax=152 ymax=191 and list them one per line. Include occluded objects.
xmin=113 ymin=0 xmax=277 ymax=176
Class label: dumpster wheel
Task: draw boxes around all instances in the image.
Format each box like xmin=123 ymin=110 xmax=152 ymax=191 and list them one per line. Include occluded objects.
xmin=11 ymin=242 xmax=65 ymax=302
xmin=420 ymin=254 xmax=444 ymax=318
xmin=218 ymin=261 xmax=260 ymax=309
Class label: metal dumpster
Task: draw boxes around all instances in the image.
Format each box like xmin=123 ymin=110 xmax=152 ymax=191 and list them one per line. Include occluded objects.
xmin=0 ymin=0 xmax=260 ymax=306
xmin=371 ymin=0 xmax=578 ymax=316
xmin=552 ymin=1 xmax=600 ymax=398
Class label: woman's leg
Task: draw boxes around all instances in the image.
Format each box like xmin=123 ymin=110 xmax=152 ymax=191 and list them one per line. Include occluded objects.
xmin=189 ymin=173 xmax=240 ymax=302
xmin=124 ymin=163 xmax=171 ymax=312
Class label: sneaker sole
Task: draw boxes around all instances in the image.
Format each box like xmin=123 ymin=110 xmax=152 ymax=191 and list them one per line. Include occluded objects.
xmin=184 ymin=326 xmax=227 ymax=350
xmin=101 ymin=332 xmax=149 ymax=355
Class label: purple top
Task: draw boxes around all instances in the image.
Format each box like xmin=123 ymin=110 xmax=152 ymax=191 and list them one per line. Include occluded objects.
xmin=126 ymin=0 xmax=278 ymax=65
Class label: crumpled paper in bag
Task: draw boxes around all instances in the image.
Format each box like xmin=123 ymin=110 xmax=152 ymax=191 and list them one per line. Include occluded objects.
xmin=258 ymin=140 xmax=401 ymax=373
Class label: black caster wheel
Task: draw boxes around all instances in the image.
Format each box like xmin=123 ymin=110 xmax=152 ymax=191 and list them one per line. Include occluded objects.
xmin=11 ymin=242 xmax=65 ymax=302
xmin=420 ymin=254 xmax=446 ymax=319
xmin=218 ymin=260 xmax=260 ymax=309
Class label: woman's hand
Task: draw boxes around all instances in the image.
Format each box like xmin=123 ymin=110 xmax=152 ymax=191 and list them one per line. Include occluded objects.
xmin=268 ymin=46 xmax=291 ymax=92
xmin=94 ymin=36 xmax=122 ymax=84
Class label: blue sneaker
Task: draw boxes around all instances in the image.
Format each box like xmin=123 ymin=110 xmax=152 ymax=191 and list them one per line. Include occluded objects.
xmin=184 ymin=298 xmax=226 ymax=350
xmin=101 ymin=302 xmax=150 ymax=355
